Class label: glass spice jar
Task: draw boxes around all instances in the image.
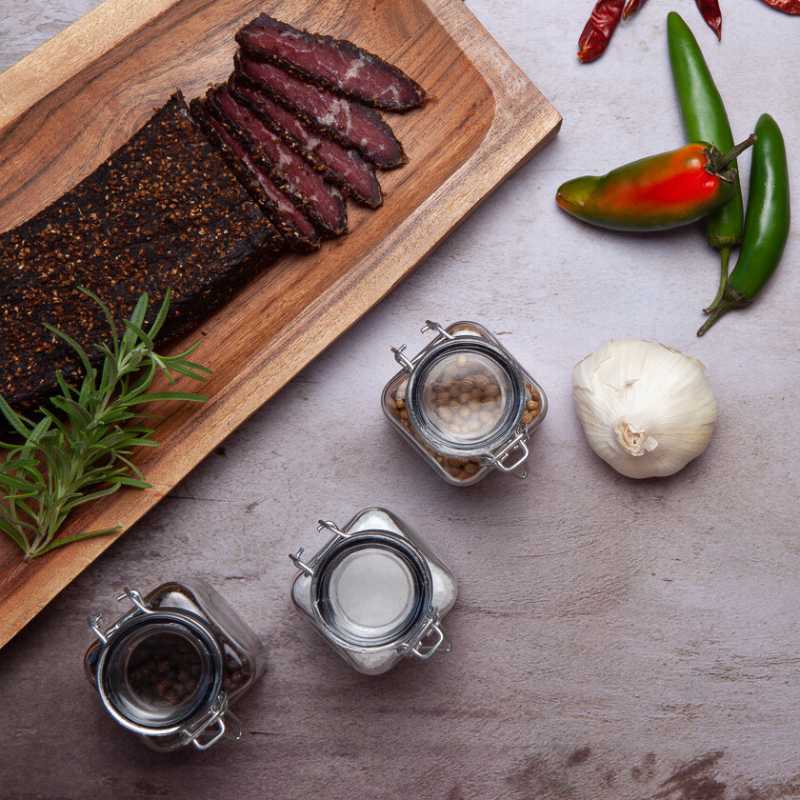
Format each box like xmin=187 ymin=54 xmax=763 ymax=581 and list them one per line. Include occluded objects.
xmin=289 ymin=507 xmax=458 ymax=676
xmin=84 ymin=580 xmax=265 ymax=752
xmin=383 ymin=320 xmax=548 ymax=485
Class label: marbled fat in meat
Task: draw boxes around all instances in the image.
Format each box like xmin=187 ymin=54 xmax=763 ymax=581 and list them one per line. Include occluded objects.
xmin=236 ymin=54 xmax=406 ymax=169
xmin=230 ymin=76 xmax=382 ymax=208
xmin=236 ymin=14 xmax=426 ymax=112
xmin=208 ymin=85 xmax=347 ymax=237
xmin=190 ymin=98 xmax=320 ymax=251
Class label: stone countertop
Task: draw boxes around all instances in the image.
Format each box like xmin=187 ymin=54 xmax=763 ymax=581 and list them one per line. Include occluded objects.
xmin=1 ymin=2 xmax=799 ymax=799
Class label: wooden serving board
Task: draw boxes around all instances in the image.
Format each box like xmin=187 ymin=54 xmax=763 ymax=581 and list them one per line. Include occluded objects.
xmin=0 ymin=0 xmax=560 ymax=647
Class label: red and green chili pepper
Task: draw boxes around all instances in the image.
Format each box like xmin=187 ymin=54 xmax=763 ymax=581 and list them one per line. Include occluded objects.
xmin=698 ymin=114 xmax=790 ymax=336
xmin=556 ymin=138 xmax=753 ymax=232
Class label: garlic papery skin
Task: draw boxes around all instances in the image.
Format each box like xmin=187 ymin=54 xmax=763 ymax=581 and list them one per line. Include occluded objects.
xmin=572 ymin=340 xmax=718 ymax=479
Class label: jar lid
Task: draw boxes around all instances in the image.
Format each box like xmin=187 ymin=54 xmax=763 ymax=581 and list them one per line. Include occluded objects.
xmin=312 ymin=532 xmax=432 ymax=651
xmin=406 ymin=338 xmax=525 ymax=457
xmin=95 ymin=611 xmax=223 ymax=737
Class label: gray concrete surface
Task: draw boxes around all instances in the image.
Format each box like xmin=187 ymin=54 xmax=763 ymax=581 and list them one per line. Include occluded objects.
xmin=1 ymin=2 xmax=800 ymax=799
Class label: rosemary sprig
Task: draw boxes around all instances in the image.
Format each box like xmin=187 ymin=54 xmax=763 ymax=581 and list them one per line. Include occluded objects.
xmin=0 ymin=289 xmax=210 ymax=560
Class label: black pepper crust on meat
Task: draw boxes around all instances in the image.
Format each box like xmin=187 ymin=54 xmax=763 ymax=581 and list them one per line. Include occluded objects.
xmin=236 ymin=14 xmax=427 ymax=112
xmin=0 ymin=92 xmax=284 ymax=415
xmin=189 ymin=98 xmax=320 ymax=252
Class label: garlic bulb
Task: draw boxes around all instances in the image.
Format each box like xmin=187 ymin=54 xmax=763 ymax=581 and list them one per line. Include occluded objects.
xmin=572 ymin=340 xmax=717 ymax=479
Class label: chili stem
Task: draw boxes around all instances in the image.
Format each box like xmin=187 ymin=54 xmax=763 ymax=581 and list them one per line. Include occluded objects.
xmin=697 ymin=298 xmax=735 ymax=336
xmin=714 ymin=134 xmax=757 ymax=172
xmin=703 ymin=246 xmax=731 ymax=314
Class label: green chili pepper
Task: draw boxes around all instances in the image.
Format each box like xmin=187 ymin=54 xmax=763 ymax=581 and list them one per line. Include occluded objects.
xmin=698 ymin=114 xmax=790 ymax=337
xmin=668 ymin=11 xmax=744 ymax=311
xmin=556 ymin=138 xmax=753 ymax=232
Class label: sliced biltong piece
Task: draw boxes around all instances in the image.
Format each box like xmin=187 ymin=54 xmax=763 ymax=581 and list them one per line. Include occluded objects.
xmin=236 ymin=53 xmax=406 ymax=170
xmin=236 ymin=14 xmax=426 ymax=112
xmin=0 ymin=92 xmax=283 ymax=415
xmin=190 ymin=98 xmax=320 ymax=252
xmin=230 ymin=76 xmax=382 ymax=209
xmin=208 ymin=85 xmax=347 ymax=237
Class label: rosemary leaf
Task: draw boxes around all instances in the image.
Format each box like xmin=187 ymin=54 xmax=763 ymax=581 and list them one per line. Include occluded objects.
xmin=0 ymin=289 xmax=210 ymax=560
xmin=34 ymin=527 xmax=123 ymax=557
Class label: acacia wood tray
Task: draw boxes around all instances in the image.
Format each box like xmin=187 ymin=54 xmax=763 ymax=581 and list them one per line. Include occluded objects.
xmin=0 ymin=0 xmax=560 ymax=647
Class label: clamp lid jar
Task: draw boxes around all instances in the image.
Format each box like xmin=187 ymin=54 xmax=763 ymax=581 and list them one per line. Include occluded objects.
xmin=383 ymin=320 xmax=548 ymax=485
xmin=84 ymin=580 xmax=265 ymax=752
xmin=289 ymin=507 xmax=458 ymax=675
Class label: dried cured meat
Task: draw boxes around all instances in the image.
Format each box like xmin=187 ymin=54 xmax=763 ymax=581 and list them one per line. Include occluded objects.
xmin=0 ymin=93 xmax=282 ymax=413
xmin=208 ymin=85 xmax=348 ymax=236
xmin=190 ymin=98 xmax=320 ymax=251
xmin=230 ymin=76 xmax=382 ymax=208
xmin=236 ymin=14 xmax=426 ymax=112
xmin=236 ymin=54 xmax=406 ymax=169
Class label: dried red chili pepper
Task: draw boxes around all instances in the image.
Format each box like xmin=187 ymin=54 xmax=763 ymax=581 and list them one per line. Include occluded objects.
xmin=623 ymin=0 xmax=648 ymax=20
xmin=695 ymin=0 xmax=723 ymax=40
xmin=578 ymin=0 xmax=626 ymax=63
xmin=758 ymin=0 xmax=800 ymax=14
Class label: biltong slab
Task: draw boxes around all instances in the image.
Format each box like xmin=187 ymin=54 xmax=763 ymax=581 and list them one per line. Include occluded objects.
xmin=0 ymin=93 xmax=283 ymax=414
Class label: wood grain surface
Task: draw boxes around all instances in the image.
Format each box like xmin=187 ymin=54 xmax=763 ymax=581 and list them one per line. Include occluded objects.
xmin=0 ymin=0 xmax=561 ymax=646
